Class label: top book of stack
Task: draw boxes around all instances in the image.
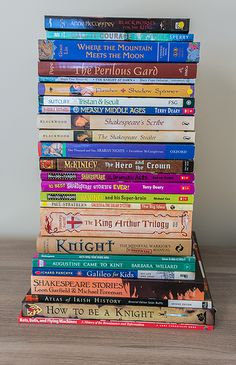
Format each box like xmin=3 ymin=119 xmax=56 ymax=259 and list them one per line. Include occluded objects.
xmin=44 ymin=16 xmax=190 ymax=33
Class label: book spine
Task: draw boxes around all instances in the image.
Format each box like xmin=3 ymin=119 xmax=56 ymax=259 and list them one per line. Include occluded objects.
xmin=37 ymin=114 xmax=195 ymax=131
xmin=38 ymin=142 xmax=195 ymax=160
xmin=30 ymin=275 xmax=205 ymax=299
xmin=39 ymin=96 xmax=195 ymax=108
xmin=38 ymin=61 xmax=197 ymax=78
xmin=44 ymin=17 xmax=190 ymax=33
xmin=40 ymin=201 xmax=194 ymax=211
xmin=38 ymin=83 xmax=195 ymax=98
xmin=39 ymin=207 xmax=192 ymax=238
xmin=39 ymin=76 xmax=196 ymax=84
xmin=38 ymin=130 xmax=195 ymax=143
xmin=24 ymin=292 xmax=212 ymax=309
xmin=38 ymin=106 xmax=195 ymax=116
xmin=38 ymin=40 xmax=200 ymax=62
xmin=34 ymin=252 xmax=195 ymax=263
xmin=22 ymin=302 xmax=214 ymax=325
xmin=40 ymin=172 xmax=195 ymax=183
xmin=32 ymin=268 xmax=195 ymax=280
xmin=18 ymin=315 xmax=214 ymax=330
xmin=39 ymin=158 xmax=194 ymax=173
xmin=23 ymin=293 xmax=212 ymax=309
xmin=46 ymin=31 xmax=194 ymax=42
xmin=40 ymin=192 xmax=194 ymax=204
xmin=41 ymin=181 xmax=195 ymax=194
xmin=36 ymin=235 xmax=193 ymax=256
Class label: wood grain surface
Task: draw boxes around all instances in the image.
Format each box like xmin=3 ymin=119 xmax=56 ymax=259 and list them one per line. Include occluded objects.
xmin=0 ymin=239 xmax=235 ymax=365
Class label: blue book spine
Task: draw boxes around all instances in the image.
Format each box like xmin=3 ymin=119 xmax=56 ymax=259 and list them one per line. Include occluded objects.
xmin=38 ymin=40 xmax=200 ymax=63
xmin=32 ymin=268 xmax=194 ymax=280
xmin=44 ymin=16 xmax=190 ymax=33
xmin=38 ymin=106 xmax=195 ymax=116
xmin=38 ymin=142 xmax=195 ymax=159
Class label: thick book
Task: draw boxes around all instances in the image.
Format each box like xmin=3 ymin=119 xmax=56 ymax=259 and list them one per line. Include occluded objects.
xmin=38 ymin=142 xmax=195 ymax=159
xmin=36 ymin=235 xmax=193 ymax=256
xmin=38 ymin=61 xmax=197 ymax=78
xmin=39 ymin=207 xmax=192 ymax=238
xmin=44 ymin=16 xmax=190 ymax=33
xmin=38 ymin=40 xmax=200 ymax=62
xmin=21 ymin=301 xmax=214 ymax=325
xmin=39 ymin=158 xmax=194 ymax=173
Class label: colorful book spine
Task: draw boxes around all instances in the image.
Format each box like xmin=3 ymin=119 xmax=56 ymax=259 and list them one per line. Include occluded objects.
xmin=22 ymin=302 xmax=214 ymax=325
xmin=38 ymin=76 xmax=196 ymax=84
xmin=46 ymin=31 xmax=194 ymax=42
xmin=41 ymin=181 xmax=195 ymax=194
xmin=32 ymin=260 xmax=195 ymax=272
xmin=38 ymin=40 xmax=200 ymax=62
xmin=38 ymin=142 xmax=195 ymax=160
xmin=36 ymin=235 xmax=193 ymax=256
xmin=38 ymin=61 xmax=197 ymax=78
xmin=40 ymin=192 xmax=194 ymax=205
xmin=38 ymin=130 xmax=195 ymax=144
xmin=40 ymin=172 xmax=195 ymax=183
xmin=31 ymin=275 xmax=205 ymax=299
xmin=39 ymin=96 xmax=195 ymax=108
xmin=38 ymin=83 xmax=195 ymax=98
xmin=32 ymin=267 xmax=195 ymax=280
xmin=44 ymin=16 xmax=190 ymax=32
xmin=39 ymin=158 xmax=194 ymax=173
xmin=40 ymin=201 xmax=194 ymax=211
xmin=37 ymin=114 xmax=195 ymax=131
xmin=39 ymin=106 xmax=195 ymax=116
xmin=18 ymin=315 xmax=214 ymax=331
xmin=39 ymin=207 xmax=192 ymax=238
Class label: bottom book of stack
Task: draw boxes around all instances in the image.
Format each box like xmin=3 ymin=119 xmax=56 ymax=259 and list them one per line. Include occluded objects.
xmin=18 ymin=233 xmax=215 ymax=330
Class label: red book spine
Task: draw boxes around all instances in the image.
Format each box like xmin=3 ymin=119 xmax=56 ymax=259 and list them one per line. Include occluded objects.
xmin=18 ymin=314 xmax=214 ymax=330
xmin=38 ymin=62 xmax=197 ymax=79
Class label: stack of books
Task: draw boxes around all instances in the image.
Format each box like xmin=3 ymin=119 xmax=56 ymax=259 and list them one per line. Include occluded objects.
xmin=19 ymin=15 xmax=215 ymax=330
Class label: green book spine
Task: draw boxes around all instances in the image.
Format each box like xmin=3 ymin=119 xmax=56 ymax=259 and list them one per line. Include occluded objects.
xmin=32 ymin=258 xmax=195 ymax=272
xmin=35 ymin=253 xmax=195 ymax=263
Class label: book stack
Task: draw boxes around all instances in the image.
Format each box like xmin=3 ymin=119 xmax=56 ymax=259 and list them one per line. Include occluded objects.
xmin=19 ymin=15 xmax=215 ymax=330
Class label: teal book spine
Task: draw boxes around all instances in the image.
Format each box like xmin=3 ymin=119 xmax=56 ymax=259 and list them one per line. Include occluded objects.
xmin=34 ymin=253 xmax=195 ymax=263
xmin=46 ymin=31 xmax=194 ymax=42
xmin=32 ymin=258 xmax=195 ymax=272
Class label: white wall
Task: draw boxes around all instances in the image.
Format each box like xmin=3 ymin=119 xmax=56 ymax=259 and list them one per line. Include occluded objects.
xmin=0 ymin=0 xmax=235 ymax=244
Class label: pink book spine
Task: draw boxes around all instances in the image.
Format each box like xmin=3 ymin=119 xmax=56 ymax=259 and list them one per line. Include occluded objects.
xmin=40 ymin=171 xmax=195 ymax=183
xmin=41 ymin=181 xmax=195 ymax=194
xmin=18 ymin=314 xmax=213 ymax=330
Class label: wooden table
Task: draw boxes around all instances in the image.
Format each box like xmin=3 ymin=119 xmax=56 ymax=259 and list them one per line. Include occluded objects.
xmin=0 ymin=240 xmax=235 ymax=365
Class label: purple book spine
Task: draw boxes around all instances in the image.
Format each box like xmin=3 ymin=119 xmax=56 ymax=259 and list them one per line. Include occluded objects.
xmin=41 ymin=181 xmax=195 ymax=194
xmin=40 ymin=172 xmax=195 ymax=183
